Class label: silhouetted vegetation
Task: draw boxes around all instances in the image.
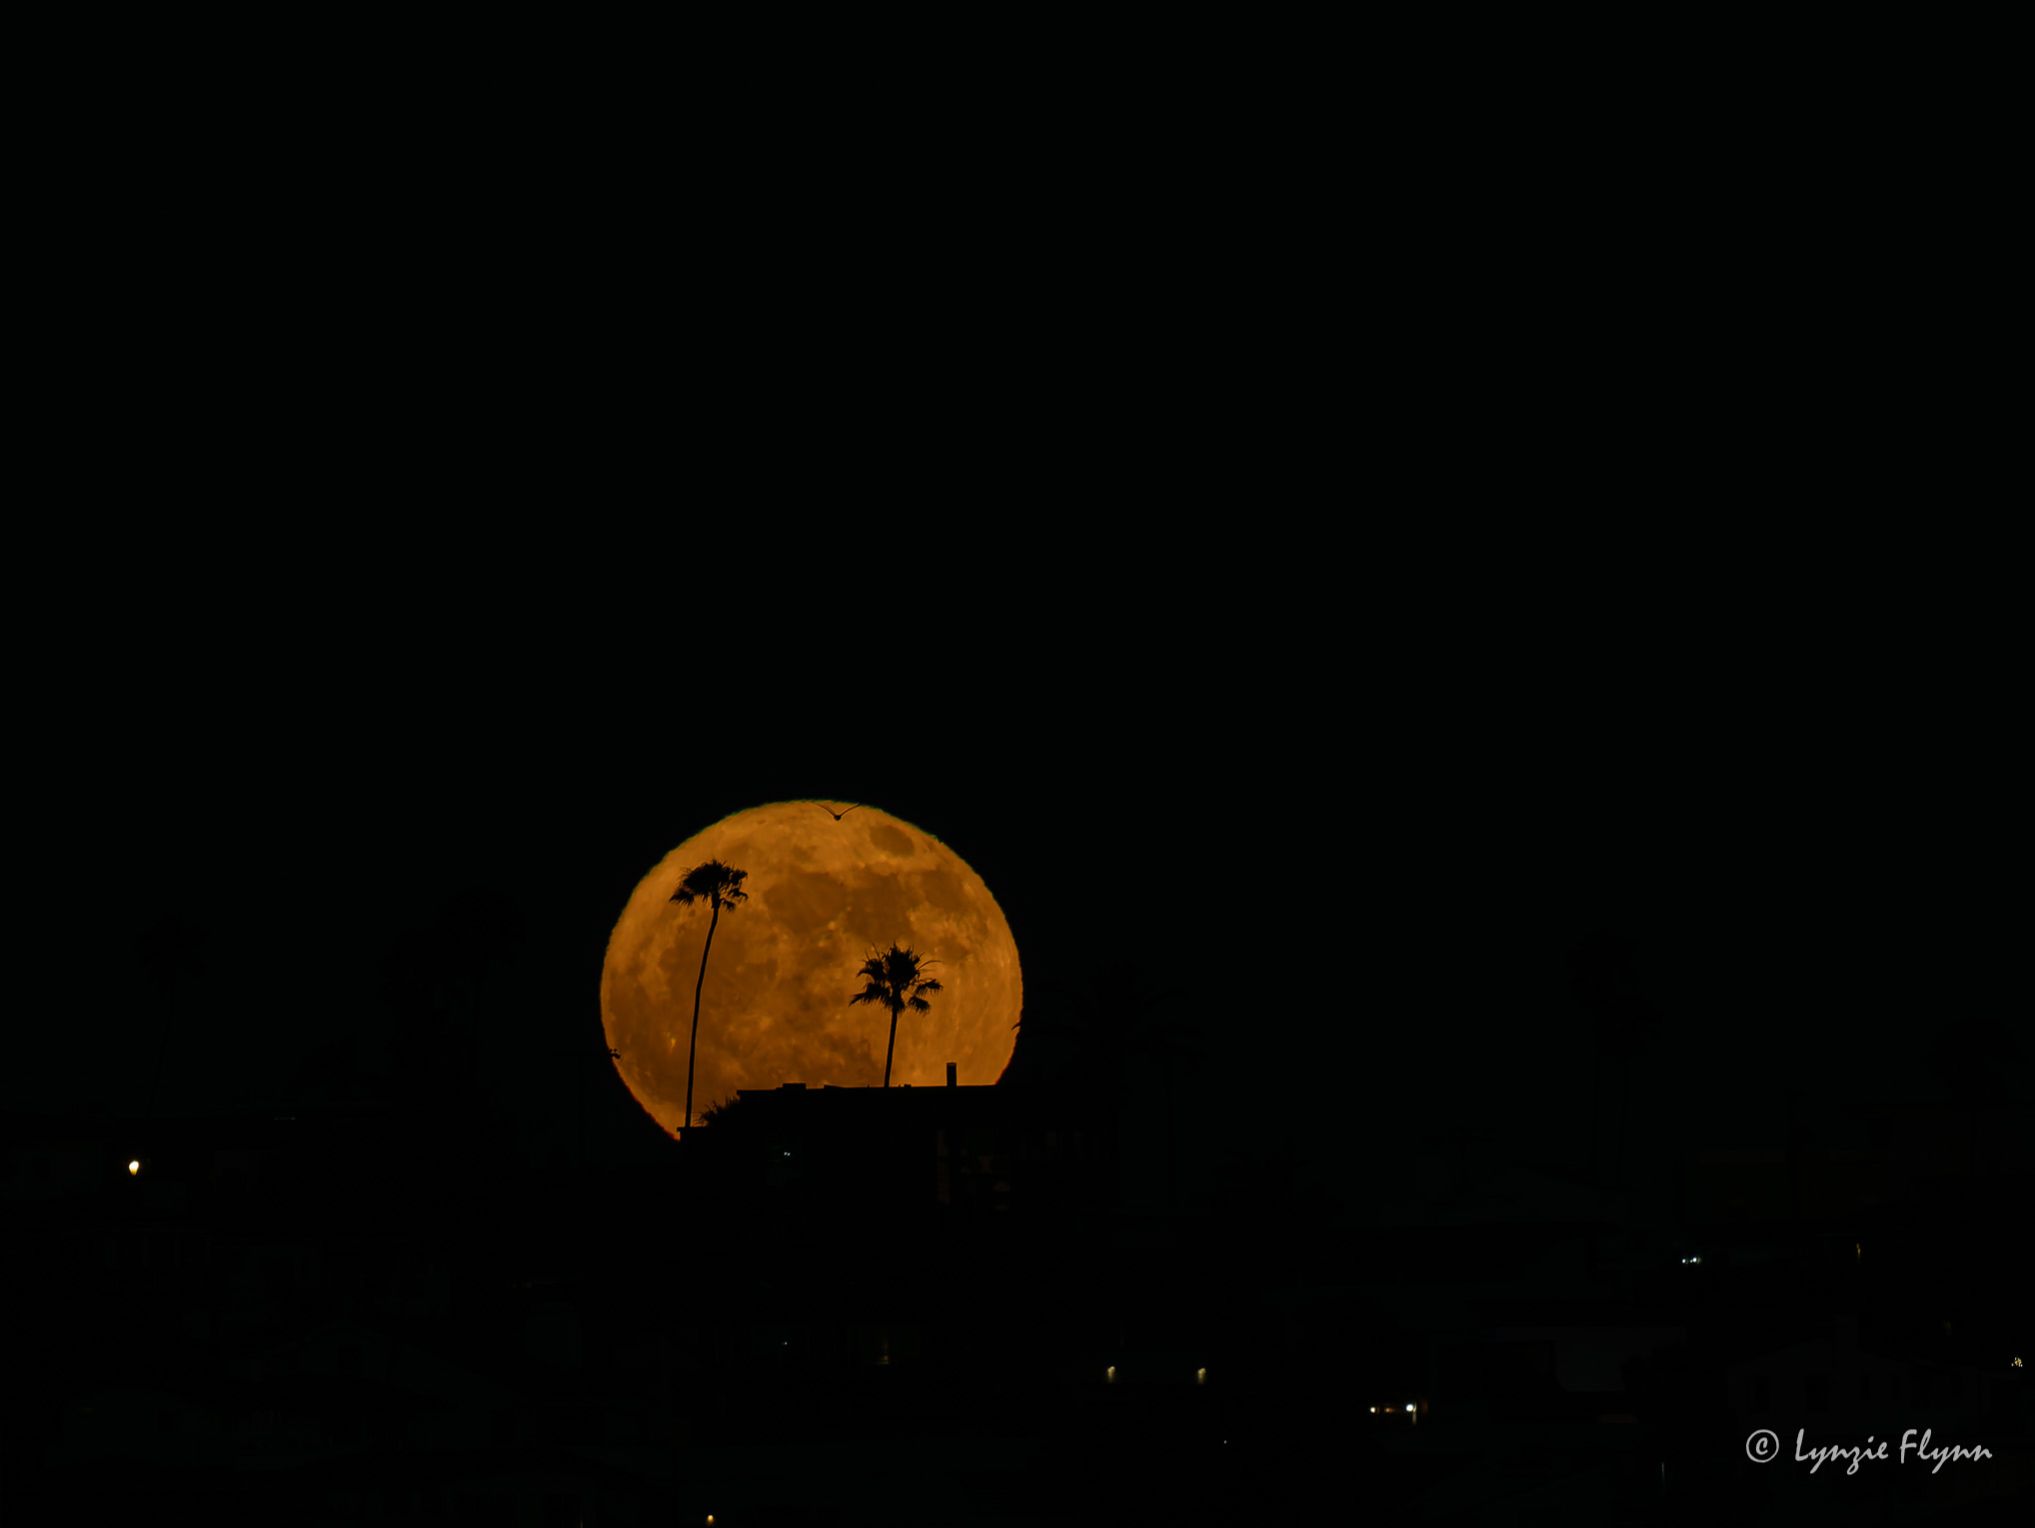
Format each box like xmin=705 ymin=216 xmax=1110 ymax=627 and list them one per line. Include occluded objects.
xmin=698 ymin=1092 xmax=749 ymax=1127
xmin=669 ymin=858 xmax=748 ymax=1132
xmin=849 ymin=943 xmax=942 ymax=1088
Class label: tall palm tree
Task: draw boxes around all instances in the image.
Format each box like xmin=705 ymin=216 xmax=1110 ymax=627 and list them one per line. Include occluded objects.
xmin=850 ymin=944 xmax=943 ymax=1088
xmin=670 ymin=858 xmax=748 ymax=1133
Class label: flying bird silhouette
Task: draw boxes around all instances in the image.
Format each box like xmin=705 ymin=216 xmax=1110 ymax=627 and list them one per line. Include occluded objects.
xmin=818 ymin=803 xmax=862 ymax=821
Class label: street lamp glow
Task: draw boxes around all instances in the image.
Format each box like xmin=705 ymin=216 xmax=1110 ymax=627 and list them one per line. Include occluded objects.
xmin=127 ymin=1160 xmax=140 ymax=1176
xmin=1105 ymin=1365 xmax=1116 ymax=1384
xmin=1195 ymin=1366 xmax=1207 ymax=1385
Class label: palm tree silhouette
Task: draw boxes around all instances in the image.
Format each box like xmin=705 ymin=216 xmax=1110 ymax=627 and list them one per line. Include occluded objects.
xmin=670 ymin=859 xmax=748 ymax=1133
xmin=850 ymin=944 xmax=943 ymax=1088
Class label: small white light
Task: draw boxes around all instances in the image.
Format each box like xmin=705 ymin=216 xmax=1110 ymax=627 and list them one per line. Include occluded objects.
xmin=2013 ymin=1356 xmax=2024 ymax=1368
xmin=1408 ymin=1400 xmax=1418 ymax=1411
xmin=1369 ymin=1406 xmax=1377 ymax=1414
xmin=127 ymin=1160 xmax=140 ymax=1176
xmin=782 ymin=1151 xmax=791 ymax=1158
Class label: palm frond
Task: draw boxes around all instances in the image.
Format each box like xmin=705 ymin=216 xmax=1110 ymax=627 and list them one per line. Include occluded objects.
xmin=848 ymin=941 xmax=943 ymax=1027
xmin=673 ymin=859 xmax=748 ymax=908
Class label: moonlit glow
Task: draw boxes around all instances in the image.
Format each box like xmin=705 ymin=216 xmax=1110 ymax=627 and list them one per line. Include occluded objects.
xmin=601 ymin=802 xmax=1023 ymax=1133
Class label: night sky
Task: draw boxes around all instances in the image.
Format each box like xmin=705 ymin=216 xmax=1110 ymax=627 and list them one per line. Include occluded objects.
xmin=29 ymin=591 xmax=2025 ymax=1203
xmin=16 ymin=63 xmax=2024 ymax=1523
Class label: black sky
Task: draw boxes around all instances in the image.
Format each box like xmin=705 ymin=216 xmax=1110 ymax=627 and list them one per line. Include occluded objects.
xmin=26 ymin=564 xmax=2024 ymax=1215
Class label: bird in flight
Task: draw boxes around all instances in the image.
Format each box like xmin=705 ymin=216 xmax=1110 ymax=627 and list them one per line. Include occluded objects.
xmin=818 ymin=802 xmax=862 ymax=821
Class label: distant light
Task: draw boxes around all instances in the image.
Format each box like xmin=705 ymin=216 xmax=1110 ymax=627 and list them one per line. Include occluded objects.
xmin=127 ymin=1160 xmax=140 ymax=1176
xmin=2014 ymin=1357 xmax=2024 ymax=1368
xmin=1855 ymin=1241 xmax=1863 ymax=1260
xmin=1383 ymin=1405 xmax=1395 ymax=1414
xmin=1408 ymin=1401 xmax=1417 ymax=1411
xmin=782 ymin=1151 xmax=792 ymax=1158
xmin=1105 ymin=1365 xmax=1116 ymax=1384
xmin=1369 ymin=1406 xmax=1377 ymax=1414
xmin=706 ymin=1517 xmax=716 ymax=1527
xmin=1196 ymin=1366 xmax=1208 ymax=1385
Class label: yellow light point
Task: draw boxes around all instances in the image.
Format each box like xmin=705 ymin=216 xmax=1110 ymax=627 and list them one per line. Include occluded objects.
xmin=1196 ymin=1367 xmax=1208 ymax=1385
xmin=127 ymin=1160 xmax=140 ymax=1176
xmin=1105 ymin=1365 xmax=1116 ymax=1384
xmin=2014 ymin=1357 xmax=2024 ymax=1368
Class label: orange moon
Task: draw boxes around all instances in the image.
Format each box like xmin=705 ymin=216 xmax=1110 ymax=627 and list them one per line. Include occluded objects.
xmin=600 ymin=801 xmax=1023 ymax=1134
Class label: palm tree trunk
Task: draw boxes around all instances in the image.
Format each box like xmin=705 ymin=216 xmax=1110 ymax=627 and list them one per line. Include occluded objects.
xmin=884 ymin=1005 xmax=899 ymax=1088
xmin=683 ymin=898 xmax=722 ymax=1132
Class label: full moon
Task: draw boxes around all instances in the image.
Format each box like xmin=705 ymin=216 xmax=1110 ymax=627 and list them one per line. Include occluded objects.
xmin=600 ymin=801 xmax=1023 ymax=1134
